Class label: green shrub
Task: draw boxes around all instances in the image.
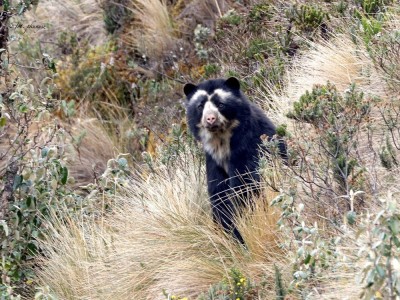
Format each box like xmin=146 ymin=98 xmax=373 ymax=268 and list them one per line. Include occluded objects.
xmin=0 ymin=74 xmax=78 ymax=297
xmin=368 ymin=30 xmax=400 ymax=92
xmin=194 ymin=24 xmax=212 ymax=60
xmin=358 ymin=192 xmax=400 ymax=299
xmin=101 ymin=0 xmax=132 ymax=34
xmin=287 ymin=4 xmax=329 ymax=33
xmin=197 ymin=268 xmax=258 ymax=300
xmin=246 ymin=38 xmax=272 ymax=59
xmin=220 ymin=9 xmax=242 ymax=26
xmin=356 ymin=0 xmax=394 ymax=15
xmin=203 ymin=63 xmax=220 ymax=77
xmin=288 ymin=82 xmax=371 ymax=195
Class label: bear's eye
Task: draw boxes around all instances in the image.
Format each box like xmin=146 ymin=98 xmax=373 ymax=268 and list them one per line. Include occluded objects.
xmin=218 ymin=103 xmax=225 ymax=109
xmin=197 ymin=104 xmax=204 ymax=110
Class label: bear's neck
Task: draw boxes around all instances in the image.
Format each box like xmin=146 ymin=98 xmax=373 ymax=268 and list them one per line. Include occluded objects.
xmin=199 ymin=120 xmax=240 ymax=173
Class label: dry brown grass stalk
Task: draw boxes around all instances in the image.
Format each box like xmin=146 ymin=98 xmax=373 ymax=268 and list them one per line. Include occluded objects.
xmin=26 ymin=0 xmax=106 ymax=47
xmin=285 ymin=35 xmax=387 ymax=105
xmin=124 ymin=0 xmax=177 ymax=60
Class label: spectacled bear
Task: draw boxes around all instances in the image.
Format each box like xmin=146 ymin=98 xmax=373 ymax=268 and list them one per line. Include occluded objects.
xmin=184 ymin=77 xmax=287 ymax=244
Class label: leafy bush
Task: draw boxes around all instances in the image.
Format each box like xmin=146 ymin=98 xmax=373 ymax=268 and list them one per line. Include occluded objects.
xmin=194 ymin=24 xmax=212 ymax=60
xmin=197 ymin=268 xmax=258 ymax=300
xmin=356 ymin=0 xmax=394 ymax=15
xmin=369 ymin=29 xmax=400 ymax=92
xmin=287 ymin=4 xmax=329 ymax=33
xmin=220 ymin=9 xmax=242 ymax=26
xmin=100 ymin=0 xmax=132 ymax=34
xmin=288 ymin=82 xmax=372 ymax=199
xmin=0 ymin=73 xmax=76 ymax=296
xmin=358 ymin=192 xmax=400 ymax=299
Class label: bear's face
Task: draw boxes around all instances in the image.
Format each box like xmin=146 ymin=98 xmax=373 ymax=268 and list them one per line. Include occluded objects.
xmin=184 ymin=78 xmax=248 ymax=170
xmin=184 ymin=77 xmax=243 ymax=138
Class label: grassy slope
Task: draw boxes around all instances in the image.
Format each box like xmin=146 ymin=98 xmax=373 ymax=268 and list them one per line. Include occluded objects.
xmin=9 ymin=0 xmax=399 ymax=299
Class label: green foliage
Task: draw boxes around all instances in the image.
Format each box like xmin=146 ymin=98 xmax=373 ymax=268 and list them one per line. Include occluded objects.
xmin=57 ymin=31 xmax=80 ymax=58
xmin=379 ymin=137 xmax=398 ymax=170
xmin=358 ymin=192 xmax=400 ymax=299
xmin=197 ymin=268 xmax=257 ymax=300
xmin=248 ymin=3 xmax=273 ymax=23
xmin=246 ymin=38 xmax=271 ymax=59
xmin=356 ymin=0 xmax=393 ymax=15
xmin=274 ymin=265 xmax=286 ymax=300
xmin=335 ymin=0 xmax=349 ymax=15
xmin=1 ymin=145 xmax=78 ymax=294
xmin=144 ymin=123 xmax=203 ymax=174
xmin=275 ymin=124 xmax=288 ymax=137
xmin=288 ymin=82 xmax=371 ymax=193
xmin=203 ymin=63 xmax=220 ymax=77
xmin=368 ymin=30 xmax=400 ymax=91
xmin=83 ymin=153 xmax=131 ymax=200
xmin=359 ymin=15 xmax=383 ymax=44
xmin=7 ymin=0 xmax=38 ymax=15
xmin=101 ymin=0 xmax=132 ymax=34
xmin=194 ymin=24 xmax=212 ymax=60
xmin=0 ymin=75 xmax=75 ymax=297
xmin=220 ymin=10 xmax=242 ymax=26
xmin=271 ymin=192 xmax=340 ymax=292
xmin=287 ymin=4 xmax=329 ymax=32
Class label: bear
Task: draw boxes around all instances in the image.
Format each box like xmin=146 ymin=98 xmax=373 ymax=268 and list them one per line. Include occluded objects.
xmin=184 ymin=77 xmax=287 ymax=244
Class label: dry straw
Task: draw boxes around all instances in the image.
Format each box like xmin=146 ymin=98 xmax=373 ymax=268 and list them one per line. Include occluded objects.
xmin=124 ymin=0 xmax=177 ymax=60
xmin=26 ymin=0 xmax=107 ymax=47
xmin=37 ymin=155 xmax=288 ymax=299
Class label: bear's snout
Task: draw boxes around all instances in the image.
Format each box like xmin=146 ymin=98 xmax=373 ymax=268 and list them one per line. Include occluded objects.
xmin=206 ymin=113 xmax=217 ymax=125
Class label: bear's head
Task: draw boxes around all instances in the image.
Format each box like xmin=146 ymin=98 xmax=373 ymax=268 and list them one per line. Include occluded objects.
xmin=184 ymin=77 xmax=247 ymax=139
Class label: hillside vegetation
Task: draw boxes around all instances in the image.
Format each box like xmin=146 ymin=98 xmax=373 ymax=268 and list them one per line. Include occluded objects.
xmin=0 ymin=0 xmax=399 ymax=299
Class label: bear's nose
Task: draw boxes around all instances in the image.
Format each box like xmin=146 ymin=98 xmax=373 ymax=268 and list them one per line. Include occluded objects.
xmin=206 ymin=115 xmax=216 ymax=124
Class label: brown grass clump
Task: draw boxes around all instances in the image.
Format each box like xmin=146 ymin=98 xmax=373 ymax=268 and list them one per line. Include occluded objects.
xmin=285 ymin=35 xmax=388 ymax=105
xmin=124 ymin=0 xmax=178 ymax=60
xmin=26 ymin=0 xmax=107 ymax=47
xmin=64 ymin=117 xmax=119 ymax=186
xmin=37 ymin=154 xmax=289 ymax=299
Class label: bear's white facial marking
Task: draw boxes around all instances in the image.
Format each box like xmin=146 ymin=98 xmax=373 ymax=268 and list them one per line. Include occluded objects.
xmin=190 ymin=90 xmax=208 ymax=103
xmin=188 ymin=89 xmax=232 ymax=109
xmin=213 ymin=89 xmax=232 ymax=102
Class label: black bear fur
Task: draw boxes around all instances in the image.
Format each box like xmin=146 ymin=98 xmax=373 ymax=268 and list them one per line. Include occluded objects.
xmin=184 ymin=77 xmax=287 ymax=244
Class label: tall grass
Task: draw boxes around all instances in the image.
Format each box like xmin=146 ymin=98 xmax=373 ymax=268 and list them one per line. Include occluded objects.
xmin=285 ymin=35 xmax=387 ymax=105
xmin=37 ymin=152 xmax=288 ymax=299
xmin=124 ymin=0 xmax=177 ymax=60
xmin=26 ymin=0 xmax=106 ymax=47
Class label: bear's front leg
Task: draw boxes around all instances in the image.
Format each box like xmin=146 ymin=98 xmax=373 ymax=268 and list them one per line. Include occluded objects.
xmin=228 ymin=150 xmax=261 ymax=208
xmin=205 ymin=154 xmax=245 ymax=244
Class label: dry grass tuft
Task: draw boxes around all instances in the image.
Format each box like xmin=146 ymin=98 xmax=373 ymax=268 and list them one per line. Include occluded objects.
xmin=64 ymin=117 xmax=119 ymax=186
xmin=284 ymin=35 xmax=387 ymax=106
xmin=124 ymin=0 xmax=177 ymax=60
xmin=37 ymin=155 xmax=289 ymax=299
xmin=26 ymin=0 xmax=107 ymax=47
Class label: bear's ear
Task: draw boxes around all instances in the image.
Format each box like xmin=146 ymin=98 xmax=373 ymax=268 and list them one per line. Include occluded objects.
xmin=225 ymin=77 xmax=241 ymax=91
xmin=183 ymin=83 xmax=197 ymax=97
